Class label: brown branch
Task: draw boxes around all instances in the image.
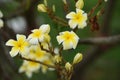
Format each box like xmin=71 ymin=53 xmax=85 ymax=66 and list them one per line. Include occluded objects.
xmin=20 ymin=56 xmax=56 ymax=69
xmin=79 ymin=35 xmax=120 ymax=45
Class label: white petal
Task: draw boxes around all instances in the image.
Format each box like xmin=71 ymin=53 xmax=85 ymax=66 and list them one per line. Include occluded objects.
xmin=16 ymin=34 xmax=26 ymax=41
xmin=78 ymin=22 xmax=87 ymax=29
xmin=66 ymin=12 xmax=76 ymax=19
xmin=6 ymin=39 xmax=17 ymax=46
xmin=40 ymin=24 xmax=50 ymax=33
xmin=29 ymin=38 xmax=39 ymax=44
xmin=68 ymin=20 xmax=78 ymax=29
xmin=76 ymin=9 xmax=84 ymax=14
xmin=9 ymin=47 xmax=19 ymax=57
xmin=56 ymin=36 xmax=64 ymax=44
xmin=63 ymin=41 xmax=73 ymax=50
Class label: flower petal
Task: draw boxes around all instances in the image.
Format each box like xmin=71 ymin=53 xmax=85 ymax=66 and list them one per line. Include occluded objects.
xmin=9 ymin=47 xmax=19 ymax=57
xmin=40 ymin=24 xmax=50 ymax=34
xmin=6 ymin=39 xmax=17 ymax=46
xmin=16 ymin=34 xmax=26 ymax=41
xmin=63 ymin=41 xmax=73 ymax=50
xmin=68 ymin=20 xmax=78 ymax=29
xmin=66 ymin=12 xmax=76 ymax=19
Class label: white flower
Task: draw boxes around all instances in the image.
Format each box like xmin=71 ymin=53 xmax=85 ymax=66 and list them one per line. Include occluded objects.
xmin=19 ymin=60 xmax=40 ymax=78
xmin=66 ymin=9 xmax=87 ymax=29
xmin=6 ymin=34 xmax=29 ymax=57
xmin=56 ymin=31 xmax=79 ymax=50
xmin=27 ymin=24 xmax=50 ymax=44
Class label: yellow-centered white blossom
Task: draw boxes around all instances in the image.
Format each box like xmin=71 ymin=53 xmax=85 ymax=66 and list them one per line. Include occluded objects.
xmin=65 ymin=62 xmax=72 ymax=72
xmin=73 ymin=53 xmax=83 ymax=64
xmin=56 ymin=31 xmax=79 ymax=50
xmin=19 ymin=60 xmax=40 ymax=78
xmin=41 ymin=59 xmax=55 ymax=73
xmin=24 ymin=45 xmax=47 ymax=61
xmin=75 ymin=0 xmax=84 ymax=9
xmin=27 ymin=24 xmax=50 ymax=44
xmin=6 ymin=34 xmax=29 ymax=57
xmin=66 ymin=9 xmax=87 ymax=29
xmin=38 ymin=4 xmax=47 ymax=12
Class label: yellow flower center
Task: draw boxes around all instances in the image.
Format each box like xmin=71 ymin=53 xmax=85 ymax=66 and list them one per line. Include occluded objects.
xmin=74 ymin=13 xmax=84 ymax=23
xmin=33 ymin=30 xmax=41 ymax=37
xmin=63 ymin=32 xmax=74 ymax=41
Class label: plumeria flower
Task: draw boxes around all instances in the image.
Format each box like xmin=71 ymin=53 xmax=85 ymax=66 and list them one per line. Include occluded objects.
xmin=66 ymin=9 xmax=87 ymax=29
xmin=41 ymin=59 xmax=55 ymax=73
xmin=6 ymin=34 xmax=29 ymax=57
xmin=27 ymin=24 xmax=50 ymax=44
xmin=19 ymin=60 xmax=40 ymax=78
xmin=25 ymin=45 xmax=48 ymax=61
xmin=56 ymin=31 xmax=79 ymax=50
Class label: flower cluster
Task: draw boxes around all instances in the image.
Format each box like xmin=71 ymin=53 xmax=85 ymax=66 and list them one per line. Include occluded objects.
xmin=6 ymin=24 xmax=54 ymax=77
xmin=6 ymin=0 xmax=87 ymax=79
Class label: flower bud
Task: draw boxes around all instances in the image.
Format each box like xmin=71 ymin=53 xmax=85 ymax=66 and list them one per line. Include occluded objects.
xmin=54 ymin=55 xmax=62 ymax=63
xmin=73 ymin=53 xmax=83 ymax=64
xmin=65 ymin=62 xmax=72 ymax=72
xmin=0 ymin=10 xmax=3 ymax=18
xmin=0 ymin=19 xmax=4 ymax=28
xmin=75 ymin=0 xmax=84 ymax=9
xmin=63 ymin=0 xmax=67 ymax=4
xmin=52 ymin=5 xmax=56 ymax=12
xmin=38 ymin=4 xmax=47 ymax=12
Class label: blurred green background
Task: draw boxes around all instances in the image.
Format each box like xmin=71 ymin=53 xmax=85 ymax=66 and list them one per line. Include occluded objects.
xmin=0 ymin=0 xmax=120 ymax=80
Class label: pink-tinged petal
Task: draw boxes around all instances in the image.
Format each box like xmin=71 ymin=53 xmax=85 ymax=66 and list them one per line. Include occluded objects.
xmin=6 ymin=39 xmax=17 ymax=46
xmin=66 ymin=12 xmax=76 ymax=19
xmin=68 ymin=20 xmax=78 ymax=29
xmin=9 ymin=47 xmax=19 ymax=57
xmin=39 ymin=24 xmax=50 ymax=33
xmin=63 ymin=41 xmax=73 ymax=50
xmin=16 ymin=34 xmax=26 ymax=41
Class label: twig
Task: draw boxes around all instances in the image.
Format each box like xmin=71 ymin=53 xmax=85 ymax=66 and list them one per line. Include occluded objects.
xmin=79 ymin=35 xmax=120 ymax=45
xmin=20 ymin=56 xmax=56 ymax=69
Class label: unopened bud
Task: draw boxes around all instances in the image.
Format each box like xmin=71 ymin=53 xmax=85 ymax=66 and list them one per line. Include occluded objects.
xmin=52 ymin=5 xmax=56 ymax=12
xmin=44 ymin=0 xmax=47 ymax=6
xmin=73 ymin=53 xmax=83 ymax=64
xmin=54 ymin=55 xmax=62 ymax=63
xmin=0 ymin=10 xmax=3 ymax=18
xmin=65 ymin=62 xmax=72 ymax=72
xmin=104 ymin=0 xmax=108 ymax=2
xmin=75 ymin=0 xmax=84 ymax=9
xmin=38 ymin=4 xmax=47 ymax=12
xmin=63 ymin=0 xmax=67 ymax=4
xmin=0 ymin=19 xmax=4 ymax=28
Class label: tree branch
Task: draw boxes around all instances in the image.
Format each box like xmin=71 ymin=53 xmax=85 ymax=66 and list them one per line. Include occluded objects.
xmin=79 ymin=34 xmax=120 ymax=45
